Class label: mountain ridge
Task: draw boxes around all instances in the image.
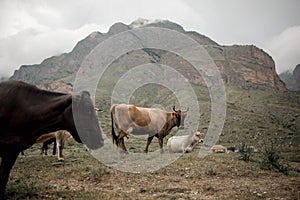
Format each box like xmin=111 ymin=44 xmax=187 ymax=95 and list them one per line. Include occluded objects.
xmin=10 ymin=19 xmax=286 ymax=91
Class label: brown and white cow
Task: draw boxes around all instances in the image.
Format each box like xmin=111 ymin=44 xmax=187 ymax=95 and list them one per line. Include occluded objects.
xmin=39 ymin=107 xmax=101 ymax=160
xmin=37 ymin=130 xmax=72 ymax=161
xmin=110 ymin=104 xmax=182 ymax=153
xmin=0 ymin=80 xmax=104 ymax=199
xmin=167 ymin=131 xmax=204 ymax=153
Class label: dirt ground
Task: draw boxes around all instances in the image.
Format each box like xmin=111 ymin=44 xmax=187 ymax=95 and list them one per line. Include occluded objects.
xmin=5 ymin=142 xmax=300 ymax=200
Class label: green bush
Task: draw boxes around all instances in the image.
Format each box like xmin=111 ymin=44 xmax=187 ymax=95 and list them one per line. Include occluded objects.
xmin=238 ymin=142 xmax=253 ymax=162
xmin=260 ymin=142 xmax=290 ymax=175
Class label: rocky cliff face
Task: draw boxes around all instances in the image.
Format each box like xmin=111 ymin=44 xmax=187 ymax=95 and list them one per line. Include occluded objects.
xmin=206 ymin=45 xmax=285 ymax=90
xmin=10 ymin=19 xmax=286 ymax=91
xmin=282 ymin=64 xmax=300 ymax=91
xmin=39 ymin=81 xmax=72 ymax=94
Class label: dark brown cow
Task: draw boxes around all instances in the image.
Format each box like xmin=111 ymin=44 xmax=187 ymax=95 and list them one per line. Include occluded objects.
xmin=110 ymin=104 xmax=182 ymax=153
xmin=0 ymin=80 xmax=104 ymax=199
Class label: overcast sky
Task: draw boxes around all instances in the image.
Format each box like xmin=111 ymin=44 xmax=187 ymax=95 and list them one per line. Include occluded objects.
xmin=0 ymin=0 xmax=299 ymax=77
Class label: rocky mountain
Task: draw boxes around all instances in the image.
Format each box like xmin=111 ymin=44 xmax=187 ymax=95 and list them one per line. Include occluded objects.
xmin=39 ymin=80 xmax=72 ymax=94
xmin=279 ymin=70 xmax=293 ymax=84
xmin=289 ymin=65 xmax=300 ymax=91
xmin=280 ymin=64 xmax=300 ymax=91
xmin=10 ymin=19 xmax=286 ymax=91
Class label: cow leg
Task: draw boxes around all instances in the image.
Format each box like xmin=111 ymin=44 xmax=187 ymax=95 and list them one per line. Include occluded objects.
xmin=158 ymin=138 xmax=164 ymax=153
xmin=41 ymin=142 xmax=48 ymax=155
xmin=117 ymin=131 xmax=128 ymax=153
xmin=118 ymin=137 xmax=128 ymax=153
xmin=0 ymin=152 xmax=19 ymax=199
xmin=52 ymin=140 xmax=57 ymax=155
xmin=144 ymin=136 xmax=154 ymax=153
xmin=57 ymin=137 xmax=64 ymax=161
xmin=57 ymin=146 xmax=64 ymax=161
xmin=41 ymin=138 xmax=56 ymax=156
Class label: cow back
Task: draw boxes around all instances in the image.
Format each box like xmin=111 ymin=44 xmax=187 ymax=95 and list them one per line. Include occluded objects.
xmin=113 ymin=104 xmax=167 ymax=136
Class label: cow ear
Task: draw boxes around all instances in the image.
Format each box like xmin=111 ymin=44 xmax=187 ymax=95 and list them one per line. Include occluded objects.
xmin=81 ymin=91 xmax=91 ymax=97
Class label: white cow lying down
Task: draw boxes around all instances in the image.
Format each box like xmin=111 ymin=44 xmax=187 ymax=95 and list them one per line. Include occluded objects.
xmin=167 ymin=131 xmax=204 ymax=153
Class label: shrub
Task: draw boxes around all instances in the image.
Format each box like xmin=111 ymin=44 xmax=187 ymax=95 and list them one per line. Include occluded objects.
xmin=206 ymin=166 xmax=217 ymax=176
xmin=260 ymin=142 xmax=290 ymax=175
xmin=238 ymin=142 xmax=253 ymax=162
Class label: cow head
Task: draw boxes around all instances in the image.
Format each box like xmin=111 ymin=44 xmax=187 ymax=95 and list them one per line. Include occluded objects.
xmin=64 ymin=91 xmax=104 ymax=150
xmin=194 ymin=131 xmax=204 ymax=143
xmin=172 ymin=106 xmax=182 ymax=128
xmin=179 ymin=107 xmax=189 ymax=129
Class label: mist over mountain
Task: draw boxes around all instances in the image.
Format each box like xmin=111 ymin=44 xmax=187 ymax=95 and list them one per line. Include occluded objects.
xmin=10 ymin=19 xmax=285 ymax=91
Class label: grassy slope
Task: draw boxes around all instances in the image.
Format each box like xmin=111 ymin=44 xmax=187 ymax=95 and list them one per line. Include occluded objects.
xmin=6 ymin=81 xmax=300 ymax=199
xmin=96 ymin=83 xmax=300 ymax=161
xmin=7 ymin=142 xmax=300 ymax=199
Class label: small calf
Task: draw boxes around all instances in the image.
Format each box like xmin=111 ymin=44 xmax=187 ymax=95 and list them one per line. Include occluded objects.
xmin=167 ymin=131 xmax=204 ymax=153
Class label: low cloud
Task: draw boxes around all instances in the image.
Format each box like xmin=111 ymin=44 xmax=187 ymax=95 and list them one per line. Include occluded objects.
xmin=264 ymin=26 xmax=300 ymax=73
xmin=0 ymin=24 xmax=103 ymax=77
xmin=0 ymin=0 xmax=201 ymax=77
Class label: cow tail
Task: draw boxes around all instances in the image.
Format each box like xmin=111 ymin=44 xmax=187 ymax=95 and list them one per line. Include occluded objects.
xmin=110 ymin=104 xmax=119 ymax=146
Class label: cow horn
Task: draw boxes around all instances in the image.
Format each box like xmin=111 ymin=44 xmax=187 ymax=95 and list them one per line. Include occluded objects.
xmin=184 ymin=107 xmax=189 ymax=112
xmin=173 ymin=106 xmax=176 ymax=112
xmin=94 ymin=107 xmax=103 ymax=112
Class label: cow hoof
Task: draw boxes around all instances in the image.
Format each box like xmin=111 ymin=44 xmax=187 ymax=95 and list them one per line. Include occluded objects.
xmin=58 ymin=158 xmax=64 ymax=161
xmin=118 ymin=149 xmax=128 ymax=154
